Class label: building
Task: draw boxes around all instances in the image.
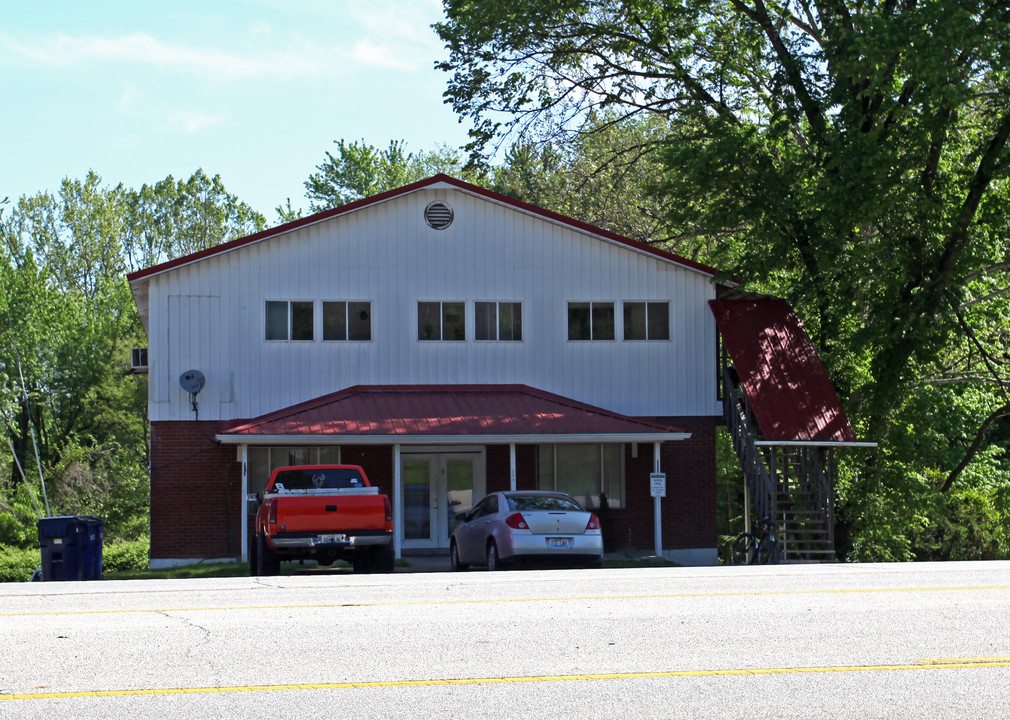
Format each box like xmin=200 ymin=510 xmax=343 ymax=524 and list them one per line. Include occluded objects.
xmin=128 ymin=174 xmax=738 ymax=568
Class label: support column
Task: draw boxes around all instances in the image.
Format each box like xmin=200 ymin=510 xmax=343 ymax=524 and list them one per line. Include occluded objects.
xmin=509 ymin=443 xmax=517 ymax=491
xmin=393 ymin=444 xmax=402 ymax=560
xmin=654 ymin=442 xmax=663 ymax=558
xmin=240 ymin=444 xmax=249 ymax=563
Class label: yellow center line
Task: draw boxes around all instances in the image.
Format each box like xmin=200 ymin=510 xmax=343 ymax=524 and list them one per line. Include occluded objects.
xmin=2 ymin=584 xmax=1008 ymax=618
xmin=4 ymin=659 xmax=1010 ymax=700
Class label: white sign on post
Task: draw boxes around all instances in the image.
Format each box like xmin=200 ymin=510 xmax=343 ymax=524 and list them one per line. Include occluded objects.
xmin=650 ymin=473 xmax=667 ymax=498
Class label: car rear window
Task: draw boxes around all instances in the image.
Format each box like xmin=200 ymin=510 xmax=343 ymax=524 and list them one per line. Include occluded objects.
xmin=508 ymin=495 xmax=583 ymax=512
xmin=272 ymin=468 xmax=365 ymax=491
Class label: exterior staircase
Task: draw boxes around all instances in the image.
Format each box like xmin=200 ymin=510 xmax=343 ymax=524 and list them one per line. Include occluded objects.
xmin=723 ymin=369 xmax=837 ymax=562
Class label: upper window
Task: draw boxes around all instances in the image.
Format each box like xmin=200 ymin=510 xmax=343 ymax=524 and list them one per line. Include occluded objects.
xmin=418 ymin=301 xmax=465 ymax=341
xmin=623 ymin=302 xmax=670 ymax=340
xmin=324 ymin=301 xmax=372 ymax=341
xmin=568 ymin=302 xmax=615 ymax=341
xmin=475 ymin=301 xmax=522 ymax=341
xmin=266 ymin=300 xmax=313 ymax=341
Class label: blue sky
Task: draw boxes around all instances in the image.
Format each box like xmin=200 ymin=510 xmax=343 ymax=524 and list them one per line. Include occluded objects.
xmin=1 ymin=1 xmax=472 ymax=219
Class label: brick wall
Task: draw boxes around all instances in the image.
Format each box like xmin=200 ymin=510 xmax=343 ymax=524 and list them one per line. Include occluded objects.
xmin=149 ymin=421 xmax=242 ymax=560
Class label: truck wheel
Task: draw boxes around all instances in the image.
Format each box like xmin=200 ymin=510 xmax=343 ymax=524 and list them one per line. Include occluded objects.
xmin=258 ymin=533 xmax=281 ymax=576
xmin=249 ymin=535 xmax=259 ymax=576
xmin=353 ymin=551 xmax=373 ymax=574
xmin=373 ymin=544 xmax=395 ymax=574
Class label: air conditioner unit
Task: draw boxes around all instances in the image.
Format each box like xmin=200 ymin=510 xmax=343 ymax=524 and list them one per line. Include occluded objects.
xmin=130 ymin=347 xmax=149 ymax=373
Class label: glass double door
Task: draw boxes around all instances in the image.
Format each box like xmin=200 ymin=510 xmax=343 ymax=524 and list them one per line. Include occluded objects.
xmin=401 ymin=452 xmax=484 ymax=549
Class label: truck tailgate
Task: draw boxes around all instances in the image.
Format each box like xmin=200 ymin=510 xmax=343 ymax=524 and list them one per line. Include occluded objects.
xmin=273 ymin=494 xmax=387 ymax=533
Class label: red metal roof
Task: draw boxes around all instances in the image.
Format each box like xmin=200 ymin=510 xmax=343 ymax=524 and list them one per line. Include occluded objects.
xmin=127 ymin=174 xmax=720 ymax=283
xmin=709 ymin=298 xmax=856 ymax=443
xmin=218 ymin=385 xmax=687 ymax=441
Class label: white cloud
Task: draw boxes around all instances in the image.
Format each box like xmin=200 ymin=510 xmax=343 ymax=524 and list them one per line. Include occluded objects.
xmin=0 ymin=31 xmax=328 ymax=83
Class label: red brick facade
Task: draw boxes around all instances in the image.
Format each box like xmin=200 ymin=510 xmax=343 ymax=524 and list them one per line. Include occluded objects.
xmin=149 ymin=418 xmax=716 ymax=562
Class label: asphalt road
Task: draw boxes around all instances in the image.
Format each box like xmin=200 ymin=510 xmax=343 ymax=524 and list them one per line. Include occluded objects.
xmin=2 ymin=561 xmax=1009 ymax=719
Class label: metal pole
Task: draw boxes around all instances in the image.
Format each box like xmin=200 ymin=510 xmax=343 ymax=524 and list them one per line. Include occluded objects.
xmin=653 ymin=442 xmax=662 ymax=558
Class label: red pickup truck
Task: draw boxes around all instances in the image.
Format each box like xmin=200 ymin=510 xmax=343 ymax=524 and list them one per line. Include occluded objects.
xmin=250 ymin=464 xmax=394 ymax=575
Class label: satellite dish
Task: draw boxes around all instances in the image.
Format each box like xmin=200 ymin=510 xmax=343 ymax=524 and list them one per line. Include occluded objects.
xmin=179 ymin=370 xmax=205 ymax=395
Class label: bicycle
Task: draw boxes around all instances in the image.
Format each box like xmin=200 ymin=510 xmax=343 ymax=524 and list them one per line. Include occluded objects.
xmin=732 ymin=516 xmax=779 ymax=564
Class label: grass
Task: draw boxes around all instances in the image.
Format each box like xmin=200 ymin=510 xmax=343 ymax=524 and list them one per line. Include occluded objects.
xmin=103 ymin=556 xmax=671 ymax=580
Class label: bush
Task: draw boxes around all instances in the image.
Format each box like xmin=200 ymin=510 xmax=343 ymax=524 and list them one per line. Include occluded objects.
xmin=102 ymin=536 xmax=149 ymax=572
xmin=0 ymin=544 xmax=41 ymax=582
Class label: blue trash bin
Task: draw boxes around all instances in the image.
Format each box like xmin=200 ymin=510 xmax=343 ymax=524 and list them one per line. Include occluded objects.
xmin=78 ymin=517 xmax=104 ymax=581
xmin=37 ymin=516 xmax=104 ymax=581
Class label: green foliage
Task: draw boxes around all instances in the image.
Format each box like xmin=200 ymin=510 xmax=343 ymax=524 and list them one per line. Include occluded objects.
xmin=123 ymin=169 xmax=266 ymax=271
xmin=301 ymin=139 xmax=472 ymax=212
xmin=102 ymin=536 xmax=150 ymax=572
xmin=0 ymin=544 xmax=39 ymax=582
xmin=0 ymin=169 xmax=259 ymax=550
xmin=437 ymin=0 xmax=1010 ymax=559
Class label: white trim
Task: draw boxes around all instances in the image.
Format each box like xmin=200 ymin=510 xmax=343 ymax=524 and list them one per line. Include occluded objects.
xmin=216 ymin=432 xmax=690 ymax=445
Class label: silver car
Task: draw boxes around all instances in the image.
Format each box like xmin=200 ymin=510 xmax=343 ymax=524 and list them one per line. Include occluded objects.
xmin=449 ymin=491 xmax=604 ymax=570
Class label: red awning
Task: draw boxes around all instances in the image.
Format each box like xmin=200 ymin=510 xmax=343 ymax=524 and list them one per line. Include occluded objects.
xmin=709 ymin=298 xmax=857 ymax=443
xmin=216 ymin=385 xmax=689 ymax=445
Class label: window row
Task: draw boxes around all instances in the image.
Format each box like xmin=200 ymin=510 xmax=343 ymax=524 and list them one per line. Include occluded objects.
xmin=265 ymin=300 xmax=670 ymax=343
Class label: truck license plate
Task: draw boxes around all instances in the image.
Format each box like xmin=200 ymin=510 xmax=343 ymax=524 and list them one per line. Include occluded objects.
xmin=319 ymin=534 xmax=346 ymax=544
xmin=547 ymin=537 xmax=571 ymax=549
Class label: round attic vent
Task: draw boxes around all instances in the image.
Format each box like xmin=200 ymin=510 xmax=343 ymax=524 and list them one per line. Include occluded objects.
xmin=424 ymin=201 xmax=454 ymax=230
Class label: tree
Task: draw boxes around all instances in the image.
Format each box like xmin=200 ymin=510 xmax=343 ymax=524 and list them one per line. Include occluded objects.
xmin=300 ymin=139 xmax=469 ymax=212
xmin=0 ymin=169 xmax=265 ymax=545
xmin=123 ymin=169 xmax=266 ymax=272
xmin=436 ymin=1 xmax=1010 ymax=558
xmin=488 ymin=111 xmax=681 ymax=247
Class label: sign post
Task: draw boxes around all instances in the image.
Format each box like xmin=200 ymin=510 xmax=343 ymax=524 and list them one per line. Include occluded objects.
xmin=650 ymin=472 xmax=666 ymax=557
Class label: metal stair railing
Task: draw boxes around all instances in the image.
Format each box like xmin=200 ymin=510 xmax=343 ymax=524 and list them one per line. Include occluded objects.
xmin=722 ymin=368 xmax=776 ymax=530
xmin=723 ymin=368 xmax=836 ymax=562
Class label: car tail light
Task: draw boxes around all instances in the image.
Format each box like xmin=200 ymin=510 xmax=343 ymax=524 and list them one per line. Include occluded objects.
xmin=505 ymin=513 xmax=529 ymax=530
xmin=586 ymin=513 xmax=601 ymax=530
xmin=268 ymin=501 xmax=278 ymax=525
xmin=383 ymin=495 xmax=392 ymax=522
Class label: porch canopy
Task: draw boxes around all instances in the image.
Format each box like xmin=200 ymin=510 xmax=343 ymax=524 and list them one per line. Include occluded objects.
xmin=216 ymin=384 xmax=689 ymax=445
xmin=709 ymin=297 xmax=872 ymax=447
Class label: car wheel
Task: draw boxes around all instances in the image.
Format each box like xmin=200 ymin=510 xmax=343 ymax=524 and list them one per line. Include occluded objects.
xmin=486 ymin=540 xmax=502 ymax=571
xmin=450 ymin=540 xmax=468 ymax=571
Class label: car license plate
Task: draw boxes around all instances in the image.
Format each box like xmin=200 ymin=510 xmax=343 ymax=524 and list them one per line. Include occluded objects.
xmin=547 ymin=537 xmax=571 ymax=549
xmin=319 ymin=534 xmax=346 ymax=544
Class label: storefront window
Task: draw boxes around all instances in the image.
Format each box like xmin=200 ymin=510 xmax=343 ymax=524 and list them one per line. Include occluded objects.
xmin=536 ymin=444 xmax=623 ymax=508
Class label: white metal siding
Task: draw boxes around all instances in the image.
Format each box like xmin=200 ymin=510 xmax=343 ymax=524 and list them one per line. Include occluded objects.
xmin=145 ymin=188 xmax=719 ymax=422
